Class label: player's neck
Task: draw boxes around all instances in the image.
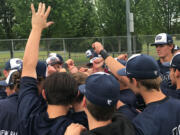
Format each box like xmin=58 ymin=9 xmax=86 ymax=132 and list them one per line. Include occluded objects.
xmin=85 ymin=109 xmax=111 ymax=130
xmin=160 ymin=54 xmax=173 ymax=63
xmin=47 ymin=105 xmax=69 ymax=118
xmin=141 ymin=89 xmax=166 ymax=105
xmin=72 ymin=102 xmax=84 ymax=112
xmin=176 ymin=81 xmax=180 ymax=89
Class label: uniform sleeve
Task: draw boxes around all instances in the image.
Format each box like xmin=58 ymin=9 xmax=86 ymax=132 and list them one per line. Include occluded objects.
xmin=18 ymin=77 xmax=41 ymax=121
xmin=132 ymin=114 xmax=158 ymax=135
xmin=117 ymin=105 xmax=139 ymax=121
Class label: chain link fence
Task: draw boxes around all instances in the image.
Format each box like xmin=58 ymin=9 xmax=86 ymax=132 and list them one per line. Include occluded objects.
xmin=0 ymin=34 xmax=180 ymax=72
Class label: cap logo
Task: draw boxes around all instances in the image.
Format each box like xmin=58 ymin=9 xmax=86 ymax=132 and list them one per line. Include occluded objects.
xmin=156 ymin=36 xmax=162 ymax=40
xmin=107 ymin=99 xmax=112 ymax=106
xmin=126 ymin=71 xmax=131 ymax=75
xmin=154 ymin=71 xmax=158 ymax=75
xmin=16 ymin=60 xmax=21 ymax=64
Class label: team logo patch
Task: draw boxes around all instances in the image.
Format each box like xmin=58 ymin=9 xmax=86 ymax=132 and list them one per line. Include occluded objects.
xmin=156 ymin=36 xmax=162 ymax=40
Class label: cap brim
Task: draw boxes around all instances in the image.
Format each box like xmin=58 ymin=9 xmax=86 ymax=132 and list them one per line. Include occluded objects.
xmin=117 ymin=59 xmax=127 ymax=66
xmin=151 ymin=42 xmax=167 ymax=46
xmin=0 ymin=80 xmax=8 ymax=87
xmin=162 ymin=62 xmax=170 ymax=68
xmin=117 ymin=68 xmax=127 ymax=76
xmin=86 ymin=63 xmax=93 ymax=67
xmin=78 ymin=84 xmax=86 ymax=94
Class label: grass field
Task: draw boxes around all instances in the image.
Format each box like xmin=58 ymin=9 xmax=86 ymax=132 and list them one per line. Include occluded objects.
xmin=0 ymin=51 xmax=89 ymax=70
xmin=0 ymin=41 xmax=179 ymax=74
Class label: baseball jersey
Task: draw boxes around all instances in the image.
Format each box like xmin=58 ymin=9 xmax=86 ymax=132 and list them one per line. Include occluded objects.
xmin=119 ymin=89 xmax=137 ymax=108
xmin=117 ymin=105 xmax=139 ymax=121
xmin=133 ymin=97 xmax=180 ymax=135
xmin=0 ymin=93 xmax=18 ymax=135
xmin=161 ymin=82 xmax=180 ymax=99
xmin=0 ymin=87 xmax=7 ymax=100
xmin=18 ymin=77 xmax=73 ymax=135
xmin=68 ymin=111 xmax=88 ymax=129
xmin=157 ymin=60 xmax=170 ymax=75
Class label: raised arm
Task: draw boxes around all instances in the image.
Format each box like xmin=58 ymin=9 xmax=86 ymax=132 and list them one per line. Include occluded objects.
xmin=92 ymin=42 xmax=130 ymax=84
xmin=22 ymin=3 xmax=53 ymax=78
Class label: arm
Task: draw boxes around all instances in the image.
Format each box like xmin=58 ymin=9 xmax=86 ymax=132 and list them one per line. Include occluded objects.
xmin=22 ymin=3 xmax=53 ymax=78
xmin=18 ymin=2 xmax=53 ymax=121
xmin=92 ymin=42 xmax=130 ymax=85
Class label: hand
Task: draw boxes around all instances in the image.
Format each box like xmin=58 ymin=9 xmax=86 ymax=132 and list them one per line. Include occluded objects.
xmin=47 ymin=65 xmax=56 ymax=76
xmin=116 ymin=100 xmax=125 ymax=109
xmin=117 ymin=54 xmax=128 ymax=61
xmin=79 ymin=67 xmax=88 ymax=72
xmin=31 ymin=3 xmax=54 ymax=30
xmin=92 ymin=42 xmax=104 ymax=54
xmin=64 ymin=123 xmax=86 ymax=135
xmin=69 ymin=66 xmax=78 ymax=74
xmin=66 ymin=59 xmax=75 ymax=68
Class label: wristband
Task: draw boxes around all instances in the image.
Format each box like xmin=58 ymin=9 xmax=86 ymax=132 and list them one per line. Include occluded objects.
xmin=100 ymin=50 xmax=109 ymax=60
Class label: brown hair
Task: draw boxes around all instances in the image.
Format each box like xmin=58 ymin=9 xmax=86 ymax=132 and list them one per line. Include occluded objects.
xmin=86 ymin=99 xmax=116 ymax=121
xmin=72 ymin=72 xmax=88 ymax=86
xmin=10 ymin=70 xmax=22 ymax=92
xmin=129 ymin=77 xmax=162 ymax=91
xmin=72 ymin=72 xmax=88 ymax=103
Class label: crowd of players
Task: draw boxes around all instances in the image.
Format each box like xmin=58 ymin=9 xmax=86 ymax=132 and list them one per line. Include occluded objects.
xmin=0 ymin=2 xmax=179 ymax=135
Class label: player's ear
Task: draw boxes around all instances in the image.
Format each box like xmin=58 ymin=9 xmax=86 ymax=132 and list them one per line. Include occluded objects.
xmin=42 ymin=89 xmax=47 ymax=100
xmin=82 ymin=97 xmax=87 ymax=108
xmin=3 ymin=70 xmax=9 ymax=78
xmin=131 ymin=78 xmax=137 ymax=86
xmin=175 ymin=69 xmax=180 ymax=78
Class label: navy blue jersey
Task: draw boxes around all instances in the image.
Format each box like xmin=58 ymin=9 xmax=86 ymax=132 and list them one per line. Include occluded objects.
xmin=68 ymin=111 xmax=88 ymax=129
xmin=117 ymin=105 xmax=139 ymax=121
xmin=119 ymin=89 xmax=137 ymax=108
xmin=0 ymin=93 xmax=18 ymax=135
xmin=161 ymin=82 xmax=180 ymax=99
xmin=133 ymin=97 xmax=180 ymax=135
xmin=157 ymin=60 xmax=170 ymax=75
xmin=18 ymin=77 xmax=73 ymax=135
xmin=0 ymin=87 xmax=7 ymax=100
xmin=135 ymin=94 xmax=146 ymax=111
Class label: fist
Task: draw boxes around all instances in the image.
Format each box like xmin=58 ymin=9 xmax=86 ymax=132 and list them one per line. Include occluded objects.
xmin=64 ymin=123 xmax=86 ymax=135
xmin=92 ymin=42 xmax=104 ymax=54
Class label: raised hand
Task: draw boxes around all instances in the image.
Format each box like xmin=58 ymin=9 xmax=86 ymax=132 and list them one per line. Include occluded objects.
xmin=92 ymin=42 xmax=104 ymax=54
xmin=31 ymin=3 xmax=54 ymax=30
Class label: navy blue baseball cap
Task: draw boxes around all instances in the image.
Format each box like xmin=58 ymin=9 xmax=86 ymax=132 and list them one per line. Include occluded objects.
xmin=36 ymin=61 xmax=47 ymax=78
xmin=117 ymin=54 xmax=160 ymax=79
xmin=4 ymin=58 xmax=22 ymax=71
xmin=151 ymin=33 xmax=173 ymax=46
xmin=169 ymin=52 xmax=180 ymax=70
xmin=78 ymin=72 xmax=120 ymax=107
xmin=116 ymin=59 xmax=127 ymax=66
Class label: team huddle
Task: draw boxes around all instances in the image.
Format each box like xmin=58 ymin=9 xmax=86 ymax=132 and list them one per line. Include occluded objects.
xmin=0 ymin=2 xmax=180 ymax=135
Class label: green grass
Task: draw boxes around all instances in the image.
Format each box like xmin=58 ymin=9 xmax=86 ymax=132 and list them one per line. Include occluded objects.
xmin=0 ymin=51 xmax=89 ymax=70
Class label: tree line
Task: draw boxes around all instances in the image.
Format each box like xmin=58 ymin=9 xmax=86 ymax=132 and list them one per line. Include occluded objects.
xmin=0 ymin=0 xmax=179 ymax=53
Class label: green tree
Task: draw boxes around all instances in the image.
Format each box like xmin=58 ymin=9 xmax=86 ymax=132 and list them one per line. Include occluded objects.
xmin=0 ymin=0 xmax=15 ymax=39
xmin=95 ymin=0 xmax=127 ymax=36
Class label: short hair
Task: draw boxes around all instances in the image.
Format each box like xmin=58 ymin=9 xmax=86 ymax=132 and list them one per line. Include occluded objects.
xmin=43 ymin=72 xmax=78 ymax=105
xmin=86 ymin=99 xmax=116 ymax=121
xmin=129 ymin=77 xmax=162 ymax=91
xmin=72 ymin=72 xmax=88 ymax=103
xmin=9 ymin=70 xmax=21 ymax=92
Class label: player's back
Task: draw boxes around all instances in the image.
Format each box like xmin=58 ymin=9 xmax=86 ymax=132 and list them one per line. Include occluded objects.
xmin=133 ymin=97 xmax=180 ymax=135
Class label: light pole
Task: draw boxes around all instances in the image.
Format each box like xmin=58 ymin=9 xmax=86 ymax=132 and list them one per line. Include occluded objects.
xmin=126 ymin=0 xmax=132 ymax=56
